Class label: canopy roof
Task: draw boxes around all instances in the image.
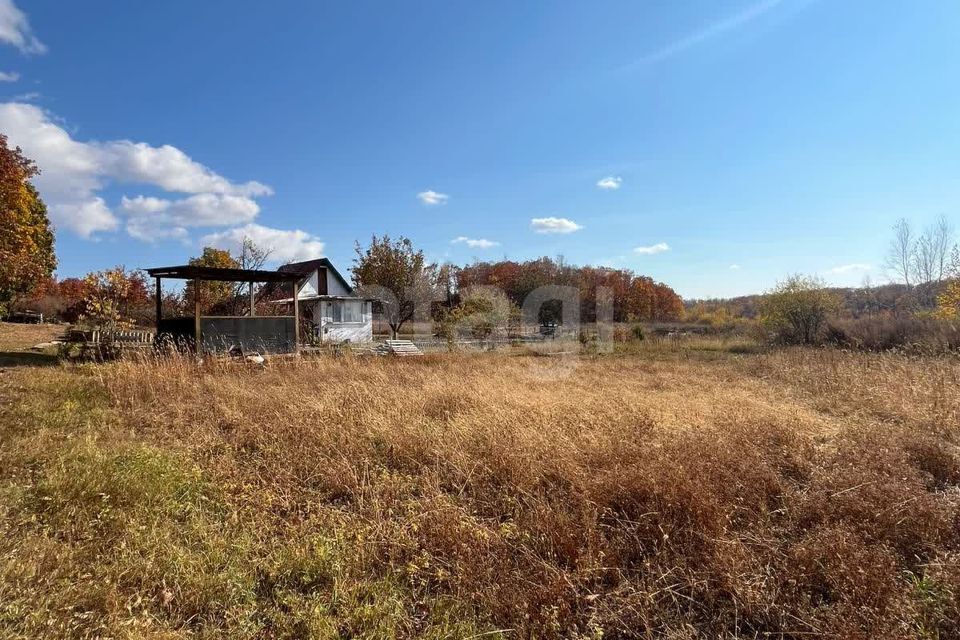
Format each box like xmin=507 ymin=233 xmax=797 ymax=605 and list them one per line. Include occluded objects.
xmin=146 ymin=265 xmax=301 ymax=283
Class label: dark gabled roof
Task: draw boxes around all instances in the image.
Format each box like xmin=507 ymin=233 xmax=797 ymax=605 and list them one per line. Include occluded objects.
xmin=278 ymin=258 xmax=354 ymax=294
xmin=146 ymin=265 xmax=301 ymax=283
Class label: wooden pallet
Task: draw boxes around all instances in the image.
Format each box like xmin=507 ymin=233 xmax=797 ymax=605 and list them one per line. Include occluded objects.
xmin=58 ymin=328 xmax=157 ymax=361
xmin=61 ymin=328 xmax=155 ymax=345
xmin=373 ymin=339 xmax=424 ymax=357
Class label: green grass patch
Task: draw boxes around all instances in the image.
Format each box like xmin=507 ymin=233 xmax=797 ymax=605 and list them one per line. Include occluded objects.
xmin=0 ymin=367 xmax=498 ymax=638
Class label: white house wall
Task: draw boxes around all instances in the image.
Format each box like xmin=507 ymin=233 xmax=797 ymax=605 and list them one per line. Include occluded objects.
xmin=298 ymin=271 xmax=319 ymax=298
xmin=326 ymin=270 xmax=352 ymax=296
xmin=315 ymin=300 xmax=373 ymax=344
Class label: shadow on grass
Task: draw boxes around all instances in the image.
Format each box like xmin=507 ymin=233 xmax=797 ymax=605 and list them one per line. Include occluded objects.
xmin=0 ymin=351 xmax=59 ymax=368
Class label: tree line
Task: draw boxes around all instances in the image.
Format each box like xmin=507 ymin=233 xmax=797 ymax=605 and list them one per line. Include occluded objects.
xmin=349 ymin=236 xmax=686 ymax=337
xmin=453 ymin=257 xmax=685 ymax=324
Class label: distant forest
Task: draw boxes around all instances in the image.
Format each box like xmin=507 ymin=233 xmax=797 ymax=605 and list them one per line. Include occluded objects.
xmin=687 ymin=281 xmax=947 ymax=320
xmin=450 ymin=257 xmax=685 ymax=323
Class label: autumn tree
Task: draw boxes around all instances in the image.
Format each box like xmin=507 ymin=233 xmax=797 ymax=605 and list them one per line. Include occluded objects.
xmin=457 ymin=257 xmax=684 ymax=323
xmin=760 ymin=275 xmax=840 ymax=345
xmin=936 ymin=245 xmax=960 ymax=320
xmin=0 ymin=135 xmax=56 ymax=315
xmin=78 ymin=267 xmax=150 ymax=331
xmin=184 ymin=247 xmax=239 ymax=313
xmin=58 ymin=277 xmax=93 ymax=322
xmin=937 ymin=282 xmax=960 ymax=320
xmin=351 ymin=235 xmax=437 ymax=338
xmin=437 ymin=286 xmax=517 ymax=342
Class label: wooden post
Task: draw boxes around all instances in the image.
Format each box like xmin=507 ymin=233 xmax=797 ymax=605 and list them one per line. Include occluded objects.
xmin=292 ymin=279 xmax=299 ymax=353
xmin=155 ymin=277 xmax=162 ymax=332
xmin=249 ymin=281 xmax=255 ymax=317
xmin=194 ymin=278 xmax=202 ymax=353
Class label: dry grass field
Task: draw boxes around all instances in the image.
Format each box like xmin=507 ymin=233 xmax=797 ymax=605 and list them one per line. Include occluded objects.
xmin=0 ymin=322 xmax=958 ymax=638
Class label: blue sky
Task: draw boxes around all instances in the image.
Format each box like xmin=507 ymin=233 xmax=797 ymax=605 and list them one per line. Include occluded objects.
xmin=1 ymin=0 xmax=958 ymax=299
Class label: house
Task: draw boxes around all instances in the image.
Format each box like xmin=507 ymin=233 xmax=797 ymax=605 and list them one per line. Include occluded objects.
xmin=277 ymin=258 xmax=375 ymax=344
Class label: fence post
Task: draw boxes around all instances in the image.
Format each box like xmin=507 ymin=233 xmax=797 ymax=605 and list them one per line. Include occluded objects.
xmin=154 ymin=277 xmax=162 ymax=337
xmin=194 ymin=278 xmax=201 ymax=353
xmin=292 ymin=279 xmax=300 ymax=353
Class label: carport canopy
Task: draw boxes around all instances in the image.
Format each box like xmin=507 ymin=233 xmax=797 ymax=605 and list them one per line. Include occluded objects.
xmin=146 ymin=265 xmax=304 ymax=353
xmin=146 ymin=265 xmax=302 ymax=283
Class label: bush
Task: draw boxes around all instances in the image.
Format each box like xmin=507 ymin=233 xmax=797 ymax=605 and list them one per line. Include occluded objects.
xmin=437 ymin=287 xmax=518 ymax=342
xmin=612 ymin=324 xmax=645 ymax=343
xmin=760 ymin=275 xmax=840 ymax=345
xmin=825 ymin=313 xmax=960 ymax=353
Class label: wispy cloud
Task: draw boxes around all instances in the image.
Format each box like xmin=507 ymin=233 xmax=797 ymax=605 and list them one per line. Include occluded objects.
xmin=729 ymin=264 xmax=742 ymax=270
xmin=530 ymin=217 xmax=583 ymax=234
xmin=0 ymin=70 xmax=18 ymax=82
xmin=452 ymin=236 xmax=499 ymax=249
xmin=622 ymin=0 xmax=783 ymax=70
xmin=634 ymin=242 xmax=670 ymax=255
xmin=828 ymin=263 xmax=872 ymax=275
xmin=0 ymin=0 xmax=46 ymax=54
xmin=417 ymin=189 xmax=449 ymax=205
xmin=596 ymin=176 xmax=622 ymax=190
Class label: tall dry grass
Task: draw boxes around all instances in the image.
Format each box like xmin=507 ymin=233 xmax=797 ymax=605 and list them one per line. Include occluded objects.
xmin=1 ymin=344 xmax=958 ymax=637
xmin=96 ymin=351 xmax=960 ymax=637
xmin=751 ymin=348 xmax=960 ymax=431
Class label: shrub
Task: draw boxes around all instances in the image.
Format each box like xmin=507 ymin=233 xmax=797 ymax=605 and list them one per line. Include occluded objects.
xmin=760 ymin=275 xmax=840 ymax=345
xmin=612 ymin=324 xmax=645 ymax=343
xmin=437 ymin=287 xmax=517 ymax=342
xmin=825 ymin=313 xmax=960 ymax=353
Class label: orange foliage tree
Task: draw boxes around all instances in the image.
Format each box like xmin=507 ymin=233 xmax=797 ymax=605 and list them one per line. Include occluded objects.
xmin=457 ymin=257 xmax=683 ymax=323
xmin=184 ymin=247 xmax=239 ymax=314
xmin=78 ymin=267 xmax=150 ymax=330
xmin=0 ymin=135 xmax=56 ymax=315
xmin=936 ymin=246 xmax=960 ymax=320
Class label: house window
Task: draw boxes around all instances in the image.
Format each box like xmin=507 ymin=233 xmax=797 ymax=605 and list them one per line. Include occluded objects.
xmin=332 ymin=301 xmax=362 ymax=323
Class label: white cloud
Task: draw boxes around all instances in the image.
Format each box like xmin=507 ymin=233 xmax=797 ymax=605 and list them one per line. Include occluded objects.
xmin=0 ymin=0 xmax=45 ymax=54
xmin=623 ymin=0 xmax=782 ymax=69
xmin=0 ymin=70 xmax=19 ymax=81
xmin=596 ymin=176 xmax=622 ymax=190
xmin=103 ymin=141 xmax=271 ymax=197
xmin=417 ymin=189 xmax=449 ymax=205
xmin=530 ymin=217 xmax=583 ymax=234
xmin=121 ymin=194 xmax=261 ymax=241
xmin=828 ymin=263 xmax=872 ymax=275
xmin=201 ymin=224 xmax=325 ymax=263
xmin=729 ymin=264 xmax=741 ymax=270
xmin=452 ymin=236 xmax=499 ymax=249
xmin=0 ymin=102 xmax=272 ymax=238
xmin=633 ymin=242 xmax=670 ymax=255
xmin=54 ymin=198 xmax=119 ymax=237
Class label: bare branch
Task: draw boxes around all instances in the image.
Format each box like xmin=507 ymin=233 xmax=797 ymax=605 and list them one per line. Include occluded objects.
xmin=885 ymin=218 xmax=914 ymax=288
